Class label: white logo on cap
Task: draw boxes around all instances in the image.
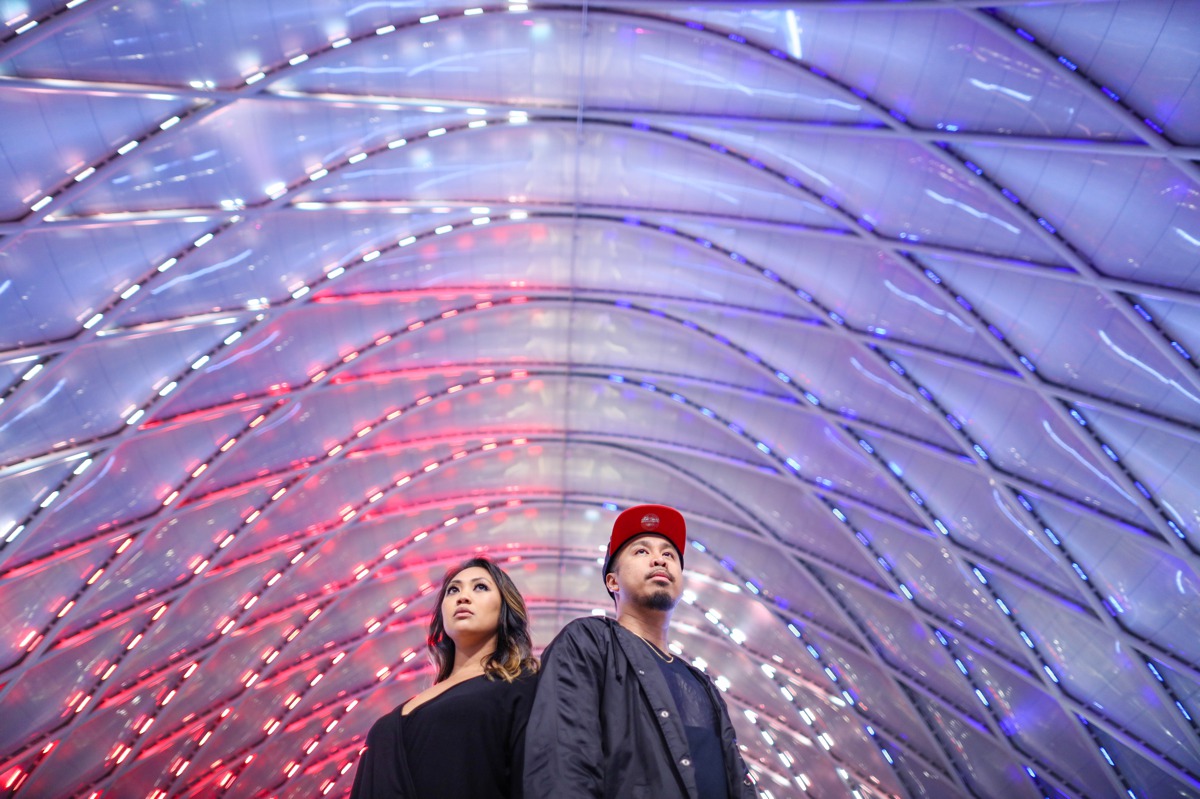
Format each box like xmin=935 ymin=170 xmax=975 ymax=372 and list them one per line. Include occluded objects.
xmin=641 ymin=513 xmax=660 ymax=530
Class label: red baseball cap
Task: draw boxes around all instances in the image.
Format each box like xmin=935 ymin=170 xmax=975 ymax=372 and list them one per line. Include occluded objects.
xmin=603 ymin=504 xmax=686 ymax=594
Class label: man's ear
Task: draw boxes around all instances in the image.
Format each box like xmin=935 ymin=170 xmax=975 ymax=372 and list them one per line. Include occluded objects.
xmin=604 ymin=571 xmax=619 ymax=595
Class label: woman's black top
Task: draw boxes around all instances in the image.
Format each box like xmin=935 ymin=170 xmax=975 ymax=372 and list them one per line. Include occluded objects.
xmin=349 ymin=670 xmax=537 ymax=798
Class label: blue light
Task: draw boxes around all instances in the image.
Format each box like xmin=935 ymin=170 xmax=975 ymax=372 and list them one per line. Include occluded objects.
xmin=975 ymin=689 xmax=989 ymax=707
xmin=807 ymin=645 xmax=820 ymax=659
xmin=1016 ymin=494 xmax=1033 ymax=512
xmin=608 ymin=374 xmax=625 ymax=383
xmin=603 ymin=502 xmax=618 ymax=511
xmin=888 ymin=462 xmax=903 ymax=476
xmin=1016 ymin=28 xmax=1035 ymax=41
xmin=785 ymin=457 xmax=800 ymax=471
xmin=858 ymin=439 xmax=874 ymax=454
xmin=701 ymin=407 xmax=715 ymax=418
xmin=1057 ymin=55 xmax=1078 ymax=71
xmin=881 ymin=748 xmax=893 ymax=764
xmin=775 ymin=371 xmax=791 ymax=383
xmin=1176 ymin=701 xmax=1192 ymax=721
xmin=933 ymin=519 xmax=949 ymax=535
xmin=1100 ymin=747 xmax=1114 ymax=766
xmin=1000 ymin=188 xmax=1020 ymax=204
xmin=955 ymin=659 xmax=968 ymax=675
xmin=996 ymin=599 xmax=1010 ymax=616
xmin=973 ymin=444 xmax=989 ymax=460
xmin=832 ymin=508 xmax=847 ymax=522
xmin=1069 ymin=409 xmax=1087 ymax=426
xmin=691 ymin=540 xmax=707 ymax=552
xmin=670 ymin=393 xmax=685 ymax=403
xmin=888 ymin=360 xmax=905 ymax=375
xmin=756 ymin=442 xmax=771 ymax=454
xmin=804 ymin=392 xmax=820 ymax=406
xmin=1043 ymin=527 xmax=1061 ymax=546
xmin=898 ymin=584 xmax=914 ymax=600
xmin=1043 ymin=665 xmax=1059 ymax=683
xmin=972 ymin=567 xmax=988 ymax=585
xmin=1020 ymin=631 xmax=1035 ymax=649
xmin=1071 ymin=563 xmax=1089 ymax=581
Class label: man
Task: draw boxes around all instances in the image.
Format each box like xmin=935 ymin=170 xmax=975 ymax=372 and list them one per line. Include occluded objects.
xmin=524 ymin=504 xmax=758 ymax=799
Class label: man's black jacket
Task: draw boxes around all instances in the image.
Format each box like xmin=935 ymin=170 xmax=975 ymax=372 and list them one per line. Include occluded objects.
xmin=524 ymin=616 xmax=758 ymax=799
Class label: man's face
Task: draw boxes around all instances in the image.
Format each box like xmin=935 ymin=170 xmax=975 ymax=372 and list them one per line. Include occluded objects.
xmin=607 ymin=535 xmax=684 ymax=611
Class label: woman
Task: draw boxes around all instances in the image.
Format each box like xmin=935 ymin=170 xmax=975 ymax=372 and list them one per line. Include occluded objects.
xmin=350 ymin=557 xmax=539 ymax=798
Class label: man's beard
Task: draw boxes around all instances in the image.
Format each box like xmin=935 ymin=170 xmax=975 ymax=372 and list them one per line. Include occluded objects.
xmin=638 ymin=589 xmax=677 ymax=612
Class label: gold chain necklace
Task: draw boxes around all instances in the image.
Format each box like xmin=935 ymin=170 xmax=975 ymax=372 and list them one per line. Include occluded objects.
xmin=636 ymin=633 xmax=675 ymax=663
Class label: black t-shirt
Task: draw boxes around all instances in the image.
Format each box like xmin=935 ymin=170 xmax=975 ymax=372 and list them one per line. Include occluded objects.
xmin=652 ymin=647 xmax=731 ymax=799
xmin=350 ymin=670 xmax=537 ymax=798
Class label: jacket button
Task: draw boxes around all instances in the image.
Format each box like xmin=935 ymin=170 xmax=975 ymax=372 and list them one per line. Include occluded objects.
xmin=638 ymin=670 xmax=645 ymax=675
xmin=681 ymin=758 xmax=691 ymax=767
xmin=660 ymin=709 xmax=669 ymax=718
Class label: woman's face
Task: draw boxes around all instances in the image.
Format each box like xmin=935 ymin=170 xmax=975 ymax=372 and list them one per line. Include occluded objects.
xmin=440 ymin=566 xmax=503 ymax=645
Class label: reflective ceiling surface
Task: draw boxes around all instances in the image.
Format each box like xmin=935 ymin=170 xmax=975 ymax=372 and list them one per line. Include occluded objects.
xmin=1 ymin=1 xmax=1199 ymax=797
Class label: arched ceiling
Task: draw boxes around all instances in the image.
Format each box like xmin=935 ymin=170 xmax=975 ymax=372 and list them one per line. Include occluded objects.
xmin=1 ymin=1 xmax=1199 ymax=797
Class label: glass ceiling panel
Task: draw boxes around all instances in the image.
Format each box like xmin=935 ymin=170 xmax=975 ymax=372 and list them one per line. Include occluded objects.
xmin=1087 ymin=413 xmax=1200 ymax=540
xmin=1005 ymin=1 xmax=1200 ymax=144
xmin=958 ymin=145 xmax=1200 ymax=291
xmin=0 ymin=326 xmax=228 ymax=458
xmin=911 ymin=694 xmax=1042 ymax=799
xmin=683 ymin=6 xmax=1135 ymax=141
xmin=277 ymin=12 xmax=880 ymax=125
xmin=1017 ymin=586 xmax=1200 ymax=776
xmin=1050 ymin=501 xmax=1200 ymax=664
xmin=668 ymin=124 xmax=1065 ymax=264
xmin=928 ymin=257 xmax=1200 ymax=427
xmin=0 ymin=221 xmax=215 ymax=347
xmin=0 ymin=88 xmax=188 ymax=221
xmin=863 ymin=439 xmax=1086 ymax=600
xmin=835 ymin=581 xmax=986 ymax=719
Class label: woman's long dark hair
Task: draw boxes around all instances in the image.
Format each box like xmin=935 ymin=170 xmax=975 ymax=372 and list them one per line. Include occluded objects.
xmin=427 ymin=557 xmax=538 ymax=683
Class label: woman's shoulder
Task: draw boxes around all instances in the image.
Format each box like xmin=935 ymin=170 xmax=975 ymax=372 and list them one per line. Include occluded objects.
xmin=365 ymin=704 xmax=403 ymax=743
